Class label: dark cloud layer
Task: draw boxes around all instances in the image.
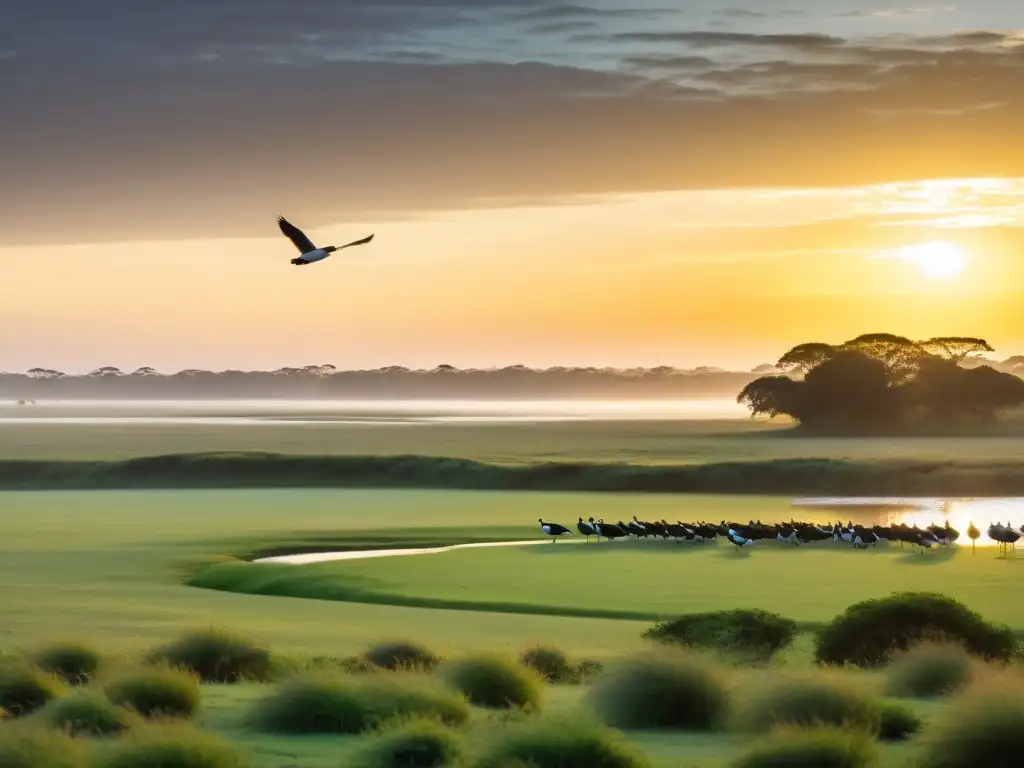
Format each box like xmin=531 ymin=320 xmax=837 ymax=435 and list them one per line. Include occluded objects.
xmin=2 ymin=0 xmax=1023 ymax=245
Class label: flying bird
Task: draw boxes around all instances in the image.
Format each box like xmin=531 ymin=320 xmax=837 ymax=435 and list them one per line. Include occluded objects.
xmin=277 ymin=216 xmax=374 ymax=265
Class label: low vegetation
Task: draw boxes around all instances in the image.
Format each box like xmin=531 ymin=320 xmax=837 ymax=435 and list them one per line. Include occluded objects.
xmin=440 ymin=655 xmax=543 ymax=710
xmin=0 ymin=664 xmax=66 ymax=718
xmin=815 ymin=592 xmax=1016 ymax=667
xmin=884 ymin=643 xmax=975 ymax=698
xmin=363 ymin=640 xmax=440 ymax=672
xmin=518 ymin=646 xmax=574 ymax=683
xmin=469 ymin=715 xmax=651 ymax=768
xmin=585 ymin=648 xmax=729 ymax=730
xmin=0 ymin=725 xmax=86 ymax=768
xmin=146 ymin=629 xmax=271 ymax=683
xmin=349 ymin=718 xmax=464 ymax=768
xmin=735 ymin=672 xmax=880 ymax=734
xmin=643 ymin=609 xmax=797 ymax=662
xmin=875 ymin=699 xmax=922 ymax=742
xmin=103 ymin=666 xmax=202 ymax=719
xmin=93 ymin=725 xmax=249 ymax=768
xmin=915 ymin=684 xmax=1024 ymax=767
xmin=250 ymin=674 xmax=470 ymax=734
xmin=35 ymin=690 xmax=137 ymax=736
xmin=732 ymin=726 xmax=878 ymax=768
xmin=32 ymin=642 xmax=102 ymax=686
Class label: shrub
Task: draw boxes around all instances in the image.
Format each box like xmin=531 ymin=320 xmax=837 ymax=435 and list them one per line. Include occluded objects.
xmin=644 ymin=609 xmax=798 ymax=662
xmin=94 ymin=725 xmax=249 ymax=768
xmin=884 ymin=643 xmax=974 ymax=698
xmin=36 ymin=691 xmax=137 ymax=736
xmin=916 ymin=685 xmax=1024 ymax=767
xmin=103 ymin=666 xmax=201 ymax=719
xmin=735 ymin=673 xmax=879 ymax=734
xmin=875 ymin=700 xmax=921 ymax=742
xmin=350 ymin=718 xmax=463 ymax=768
xmin=470 ymin=715 xmax=650 ymax=768
xmin=732 ymin=726 xmax=877 ymax=768
xmin=0 ymin=664 xmax=66 ymax=718
xmin=364 ymin=641 xmax=440 ymax=672
xmin=575 ymin=659 xmax=605 ymax=682
xmin=146 ymin=629 xmax=271 ymax=683
xmin=584 ymin=648 xmax=729 ymax=730
xmin=250 ymin=674 xmax=469 ymax=734
xmin=440 ymin=655 xmax=542 ymax=710
xmin=815 ymin=593 xmax=1015 ymax=668
xmin=0 ymin=726 xmax=86 ymax=768
xmin=33 ymin=643 xmax=102 ymax=686
xmin=519 ymin=647 xmax=573 ymax=683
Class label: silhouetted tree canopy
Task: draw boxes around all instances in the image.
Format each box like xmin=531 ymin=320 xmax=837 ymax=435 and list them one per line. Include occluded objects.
xmin=742 ymin=334 xmax=1024 ymax=432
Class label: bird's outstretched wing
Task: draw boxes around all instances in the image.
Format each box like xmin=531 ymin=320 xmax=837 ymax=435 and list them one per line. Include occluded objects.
xmin=337 ymin=234 xmax=375 ymax=250
xmin=277 ymin=216 xmax=317 ymax=254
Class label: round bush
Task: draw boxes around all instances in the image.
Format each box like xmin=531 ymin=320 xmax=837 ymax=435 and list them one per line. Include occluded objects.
xmin=916 ymin=686 xmax=1024 ymax=767
xmin=815 ymin=593 xmax=1015 ymax=668
xmin=36 ymin=691 xmax=137 ymax=736
xmin=885 ymin=643 xmax=974 ymax=699
xmin=103 ymin=666 xmax=201 ymax=719
xmin=351 ymin=718 xmax=463 ymax=768
xmin=146 ymin=629 xmax=271 ymax=683
xmin=875 ymin=700 xmax=921 ymax=742
xmin=735 ymin=673 xmax=879 ymax=734
xmin=0 ymin=665 xmax=66 ymax=718
xmin=363 ymin=641 xmax=440 ymax=672
xmin=94 ymin=725 xmax=248 ymax=768
xmin=33 ymin=643 xmax=102 ymax=686
xmin=251 ymin=674 xmax=469 ymax=734
xmin=575 ymin=659 xmax=605 ymax=682
xmin=470 ymin=715 xmax=650 ymax=768
xmin=732 ymin=726 xmax=877 ymax=768
xmin=0 ymin=726 xmax=86 ymax=768
xmin=644 ymin=610 xmax=797 ymax=662
xmin=440 ymin=655 xmax=542 ymax=710
xmin=584 ymin=648 xmax=729 ymax=731
xmin=519 ymin=647 xmax=573 ymax=684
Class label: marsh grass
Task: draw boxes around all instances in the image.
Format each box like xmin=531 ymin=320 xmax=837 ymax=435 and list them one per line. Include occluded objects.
xmin=92 ymin=724 xmax=249 ymax=768
xmin=146 ymin=629 xmax=271 ymax=683
xmin=349 ymin=717 xmax=464 ymax=768
xmin=35 ymin=690 xmax=138 ymax=736
xmin=732 ymin=726 xmax=878 ymax=768
xmin=32 ymin=642 xmax=103 ymax=686
xmin=884 ymin=643 xmax=975 ymax=699
xmin=103 ymin=665 xmax=202 ymax=719
xmin=0 ymin=663 xmax=66 ymax=718
xmin=734 ymin=670 xmax=880 ymax=734
xmin=915 ymin=680 xmax=1024 ymax=767
xmin=440 ymin=654 xmax=543 ymax=710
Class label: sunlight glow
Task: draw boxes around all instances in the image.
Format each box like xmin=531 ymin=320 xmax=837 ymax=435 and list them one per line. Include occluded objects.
xmin=886 ymin=240 xmax=966 ymax=280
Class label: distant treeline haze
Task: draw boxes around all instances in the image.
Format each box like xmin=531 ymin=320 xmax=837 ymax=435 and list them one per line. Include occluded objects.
xmin=739 ymin=335 xmax=1024 ymax=431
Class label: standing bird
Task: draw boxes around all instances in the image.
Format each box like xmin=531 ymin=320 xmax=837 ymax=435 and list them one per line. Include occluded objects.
xmin=278 ymin=216 xmax=374 ymax=265
xmin=577 ymin=517 xmax=596 ymax=542
xmin=539 ymin=519 xmax=572 ymax=542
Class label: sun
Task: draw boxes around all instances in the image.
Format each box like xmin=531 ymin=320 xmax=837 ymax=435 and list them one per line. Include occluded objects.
xmin=892 ymin=240 xmax=966 ymax=280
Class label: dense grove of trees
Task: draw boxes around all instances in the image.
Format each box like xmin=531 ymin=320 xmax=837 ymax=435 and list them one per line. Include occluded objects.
xmin=738 ymin=335 xmax=1024 ymax=431
xmin=1 ymin=365 xmax=765 ymax=400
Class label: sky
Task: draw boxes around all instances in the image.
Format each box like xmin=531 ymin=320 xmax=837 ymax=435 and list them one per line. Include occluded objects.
xmin=2 ymin=0 xmax=1023 ymax=372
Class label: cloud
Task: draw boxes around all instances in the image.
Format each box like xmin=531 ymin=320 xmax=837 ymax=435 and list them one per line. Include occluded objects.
xmin=606 ymin=30 xmax=846 ymax=50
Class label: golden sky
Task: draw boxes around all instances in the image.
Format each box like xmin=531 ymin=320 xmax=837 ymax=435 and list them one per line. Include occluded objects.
xmin=3 ymin=2 xmax=1023 ymax=372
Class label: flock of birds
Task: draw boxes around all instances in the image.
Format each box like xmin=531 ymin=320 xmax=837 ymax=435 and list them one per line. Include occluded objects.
xmin=538 ymin=517 xmax=1024 ymax=554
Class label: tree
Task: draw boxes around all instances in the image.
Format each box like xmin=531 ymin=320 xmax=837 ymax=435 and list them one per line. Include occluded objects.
xmin=26 ymin=368 xmax=64 ymax=379
xmin=88 ymin=366 xmax=123 ymax=377
xmin=920 ymin=337 xmax=994 ymax=366
xmin=841 ymin=333 xmax=928 ymax=385
xmin=737 ymin=376 xmax=805 ymax=420
xmin=776 ymin=343 xmax=835 ymax=374
xmin=800 ymin=351 xmax=896 ymax=428
xmin=131 ymin=367 xmax=159 ymax=376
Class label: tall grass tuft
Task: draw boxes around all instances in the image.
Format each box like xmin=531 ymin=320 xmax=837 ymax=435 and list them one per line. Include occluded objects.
xmin=103 ymin=665 xmax=202 ymax=719
xmin=93 ymin=724 xmax=249 ymax=768
xmin=915 ymin=684 xmax=1024 ymax=767
xmin=734 ymin=672 xmax=879 ymax=734
xmin=875 ymin=700 xmax=921 ymax=742
xmin=33 ymin=642 xmax=103 ymax=686
xmin=363 ymin=641 xmax=440 ymax=672
xmin=0 ymin=664 xmax=66 ymax=718
xmin=350 ymin=718 xmax=464 ymax=768
xmin=469 ymin=714 xmax=651 ymax=768
xmin=250 ymin=674 xmax=469 ymax=734
xmin=732 ymin=726 xmax=878 ymax=768
xmin=584 ymin=648 xmax=729 ymax=731
xmin=440 ymin=654 xmax=543 ymax=710
xmin=146 ymin=629 xmax=271 ymax=683
xmin=35 ymin=690 xmax=138 ymax=736
xmin=884 ymin=643 xmax=974 ymax=699
xmin=519 ymin=647 xmax=574 ymax=684
xmin=0 ymin=725 xmax=86 ymax=768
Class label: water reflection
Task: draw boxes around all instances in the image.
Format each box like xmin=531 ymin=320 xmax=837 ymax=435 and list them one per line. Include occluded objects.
xmin=791 ymin=497 xmax=1024 ymax=547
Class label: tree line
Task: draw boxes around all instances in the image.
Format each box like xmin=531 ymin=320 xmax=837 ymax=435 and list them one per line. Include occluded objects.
xmin=738 ymin=335 xmax=1024 ymax=431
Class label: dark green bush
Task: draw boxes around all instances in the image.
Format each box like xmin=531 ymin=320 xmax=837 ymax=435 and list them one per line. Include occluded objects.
xmin=885 ymin=643 xmax=974 ymax=698
xmin=470 ymin=715 xmax=650 ymax=768
xmin=815 ymin=593 xmax=1015 ymax=668
xmin=916 ymin=685 xmax=1024 ymax=767
xmin=0 ymin=726 xmax=86 ymax=768
xmin=94 ymin=725 xmax=249 ymax=768
xmin=644 ymin=609 xmax=798 ymax=661
xmin=0 ymin=664 xmax=66 ymax=718
xmin=584 ymin=648 xmax=729 ymax=731
xmin=250 ymin=674 xmax=469 ymax=734
xmin=363 ymin=641 xmax=440 ymax=672
xmin=36 ymin=691 xmax=137 ymax=736
xmin=875 ymin=700 xmax=921 ymax=742
xmin=575 ymin=659 xmax=605 ymax=682
xmin=732 ymin=726 xmax=877 ymax=768
xmin=33 ymin=643 xmax=102 ymax=686
xmin=735 ymin=673 xmax=879 ymax=734
xmin=440 ymin=655 xmax=542 ymax=710
xmin=147 ymin=629 xmax=271 ymax=683
xmin=519 ymin=647 xmax=573 ymax=683
xmin=103 ymin=666 xmax=201 ymax=719
xmin=351 ymin=718 xmax=463 ymax=768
